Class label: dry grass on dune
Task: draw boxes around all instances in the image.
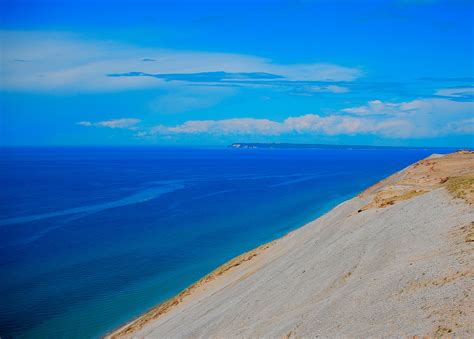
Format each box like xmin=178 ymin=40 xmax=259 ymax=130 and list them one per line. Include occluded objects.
xmin=446 ymin=175 xmax=474 ymax=205
xmin=359 ymin=150 xmax=474 ymax=212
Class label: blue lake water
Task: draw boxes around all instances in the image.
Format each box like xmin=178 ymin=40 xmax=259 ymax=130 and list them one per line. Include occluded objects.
xmin=0 ymin=146 xmax=458 ymax=338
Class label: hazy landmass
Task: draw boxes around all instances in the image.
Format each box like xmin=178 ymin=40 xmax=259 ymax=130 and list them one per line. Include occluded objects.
xmin=229 ymin=143 xmax=458 ymax=150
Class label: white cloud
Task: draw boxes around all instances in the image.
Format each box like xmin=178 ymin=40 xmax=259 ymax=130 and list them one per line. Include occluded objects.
xmin=342 ymin=98 xmax=473 ymax=118
xmin=341 ymin=98 xmax=473 ymax=137
xmin=78 ymin=118 xmax=141 ymax=129
xmin=342 ymin=99 xmax=401 ymax=115
xmin=0 ymin=31 xmax=362 ymax=92
xmin=144 ymin=114 xmax=413 ymax=138
xmin=341 ymin=99 xmax=429 ymax=116
xmin=138 ymin=97 xmax=473 ymax=139
xmin=156 ymin=118 xmax=283 ymax=135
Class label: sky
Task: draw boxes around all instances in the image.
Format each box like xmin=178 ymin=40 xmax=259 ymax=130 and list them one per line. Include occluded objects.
xmin=0 ymin=0 xmax=473 ymax=147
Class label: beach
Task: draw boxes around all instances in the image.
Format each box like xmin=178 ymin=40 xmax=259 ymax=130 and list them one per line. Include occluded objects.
xmin=107 ymin=150 xmax=474 ymax=338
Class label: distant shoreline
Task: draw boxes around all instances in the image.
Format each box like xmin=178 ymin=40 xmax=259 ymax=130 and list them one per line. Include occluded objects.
xmin=228 ymin=142 xmax=466 ymax=150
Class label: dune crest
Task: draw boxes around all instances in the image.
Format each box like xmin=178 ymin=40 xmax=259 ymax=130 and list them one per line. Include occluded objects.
xmin=359 ymin=150 xmax=474 ymax=211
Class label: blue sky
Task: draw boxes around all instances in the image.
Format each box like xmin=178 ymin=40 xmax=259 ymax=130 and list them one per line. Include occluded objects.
xmin=1 ymin=0 xmax=473 ymax=146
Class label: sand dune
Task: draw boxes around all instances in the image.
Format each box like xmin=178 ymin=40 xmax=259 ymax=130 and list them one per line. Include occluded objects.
xmin=107 ymin=151 xmax=474 ymax=338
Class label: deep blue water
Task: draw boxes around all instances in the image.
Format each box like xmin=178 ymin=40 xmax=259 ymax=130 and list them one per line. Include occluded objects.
xmin=0 ymin=146 xmax=458 ymax=338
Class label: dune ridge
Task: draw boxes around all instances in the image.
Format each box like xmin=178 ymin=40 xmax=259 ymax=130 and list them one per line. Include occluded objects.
xmin=107 ymin=150 xmax=474 ymax=338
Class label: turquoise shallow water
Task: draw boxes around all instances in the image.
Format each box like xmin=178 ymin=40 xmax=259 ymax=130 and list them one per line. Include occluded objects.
xmin=0 ymin=146 xmax=457 ymax=338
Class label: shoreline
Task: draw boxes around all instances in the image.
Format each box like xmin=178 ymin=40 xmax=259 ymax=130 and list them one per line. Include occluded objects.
xmin=106 ymin=150 xmax=473 ymax=338
xmin=104 ymin=241 xmax=277 ymax=338
xmin=104 ymin=197 xmax=356 ymax=339
xmin=105 ymin=196 xmax=358 ymax=339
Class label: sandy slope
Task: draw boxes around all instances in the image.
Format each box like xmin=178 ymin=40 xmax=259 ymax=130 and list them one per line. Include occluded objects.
xmin=108 ymin=151 xmax=474 ymax=338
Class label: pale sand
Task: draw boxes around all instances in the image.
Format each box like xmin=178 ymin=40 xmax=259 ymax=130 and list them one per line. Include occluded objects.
xmin=107 ymin=151 xmax=474 ymax=338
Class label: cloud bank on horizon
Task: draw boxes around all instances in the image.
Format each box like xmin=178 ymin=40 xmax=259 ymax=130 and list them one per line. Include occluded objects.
xmin=81 ymin=98 xmax=473 ymax=139
xmin=1 ymin=0 xmax=473 ymax=147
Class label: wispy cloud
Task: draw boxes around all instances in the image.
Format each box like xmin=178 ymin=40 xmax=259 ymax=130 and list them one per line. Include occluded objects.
xmin=435 ymin=87 xmax=474 ymax=98
xmin=1 ymin=31 xmax=362 ymax=92
xmin=289 ymin=84 xmax=351 ymax=96
xmin=419 ymin=77 xmax=474 ymax=82
xmin=78 ymin=118 xmax=141 ymax=129
xmin=108 ymin=71 xmax=285 ymax=82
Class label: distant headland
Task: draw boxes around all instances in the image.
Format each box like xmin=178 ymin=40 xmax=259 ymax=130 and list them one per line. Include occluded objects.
xmin=228 ymin=143 xmax=448 ymax=150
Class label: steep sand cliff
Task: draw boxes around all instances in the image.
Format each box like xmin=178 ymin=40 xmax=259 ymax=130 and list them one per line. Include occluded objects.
xmin=107 ymin=151 xmax=474 ymax=338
